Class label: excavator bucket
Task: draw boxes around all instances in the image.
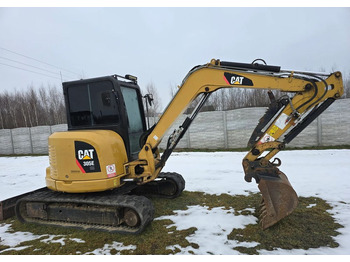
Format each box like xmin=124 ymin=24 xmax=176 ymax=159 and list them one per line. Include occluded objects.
xmin=258 ymin=172 xmax=298 ymax=229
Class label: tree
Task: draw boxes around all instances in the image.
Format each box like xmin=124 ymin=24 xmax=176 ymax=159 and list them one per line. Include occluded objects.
xmin=0 ymin=84 xmax=66 ymax=129
xmin=143 ymin=82 xmax=162 ymax=117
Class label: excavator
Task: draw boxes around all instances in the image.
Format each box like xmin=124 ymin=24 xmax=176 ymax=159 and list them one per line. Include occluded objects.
xmin=15 ymin=59 xmax=343 ymax=234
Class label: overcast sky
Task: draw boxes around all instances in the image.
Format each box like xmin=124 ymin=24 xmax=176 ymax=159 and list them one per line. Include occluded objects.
xmin=0 ymin=7 xmax=349 ymax=109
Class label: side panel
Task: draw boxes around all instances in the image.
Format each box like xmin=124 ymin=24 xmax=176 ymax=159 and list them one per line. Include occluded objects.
xmin=46 ymin=130 xmax=128 ymax=193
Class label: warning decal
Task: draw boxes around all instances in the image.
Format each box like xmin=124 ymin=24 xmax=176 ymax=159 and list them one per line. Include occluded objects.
xmin=275 ymin=113 xmax=290 ymax=130
xmin=106 ymin=164 xmax=117 ymax=178
xmin=268 ymin=125 xmax=279 ymax=136
xmin=258 ymin=134 xmax=275 ymax=145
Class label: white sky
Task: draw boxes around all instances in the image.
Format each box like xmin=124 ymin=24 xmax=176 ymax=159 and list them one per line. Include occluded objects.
xmin=0 ymin=3 xmax=349 ymax=109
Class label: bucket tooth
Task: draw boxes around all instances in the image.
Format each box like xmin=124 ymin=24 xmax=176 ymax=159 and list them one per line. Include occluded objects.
xmin=258 ymin=172 xmax=298 ymax=229
xmin=259 ymin=209 xmax=267 ymax=219
xmin=260 ymin=204 xmax=267 ymax=214
xmin=259 ymin=199 xmax=265 ymax=206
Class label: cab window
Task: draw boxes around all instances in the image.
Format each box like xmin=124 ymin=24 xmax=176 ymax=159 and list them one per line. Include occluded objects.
xmin=67 ymin=81 xmax=120 ymax=127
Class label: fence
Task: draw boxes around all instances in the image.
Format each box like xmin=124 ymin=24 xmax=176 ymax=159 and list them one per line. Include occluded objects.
xmin=1 ymin=99 xmax=349 ymax=155
xmin=0 ymin=124 xmax=67 ymax=155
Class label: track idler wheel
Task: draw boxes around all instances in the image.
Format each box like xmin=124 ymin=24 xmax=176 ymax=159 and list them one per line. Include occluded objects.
xmin=258 ymin=171 xmax=298 ymax=229
xmin=123 ymin=208 xmax=141 ymax=227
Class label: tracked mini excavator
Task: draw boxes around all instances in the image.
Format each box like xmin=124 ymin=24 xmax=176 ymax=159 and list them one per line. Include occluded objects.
xmin=15 ymin=59 xmax=343 ymax=234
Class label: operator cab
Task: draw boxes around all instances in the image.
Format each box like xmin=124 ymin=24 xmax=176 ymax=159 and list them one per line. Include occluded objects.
xmin=63 ymin=74 xmax=147 ymax=160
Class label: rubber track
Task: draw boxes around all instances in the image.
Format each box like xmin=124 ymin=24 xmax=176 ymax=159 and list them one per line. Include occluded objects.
xmin=132 ymin=172 xmax=185 ymax=199
xmin=16 ymin=188 xmax=154 ymax=234
xmin=158 ymin=172 xmax=185 ymax=198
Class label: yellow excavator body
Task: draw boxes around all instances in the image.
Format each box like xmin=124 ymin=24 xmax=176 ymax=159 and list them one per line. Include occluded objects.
xmin=14 ymin=59 xmax=343 ymax=234
xmin=46 ymin=130 xmax=128 ymax=193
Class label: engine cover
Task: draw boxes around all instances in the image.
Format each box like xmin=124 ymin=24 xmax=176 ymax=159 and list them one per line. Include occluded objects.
xmin=46 ymin=130 xmax=128 ymax=193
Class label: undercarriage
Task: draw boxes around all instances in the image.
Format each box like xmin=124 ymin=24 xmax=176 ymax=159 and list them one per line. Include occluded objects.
xmin=15 ymin=172 xmax=185 ymax=234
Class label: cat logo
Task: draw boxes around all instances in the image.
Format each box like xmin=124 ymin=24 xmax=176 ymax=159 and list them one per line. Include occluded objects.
xmin=77 ymin=149 xmax=94 ymax=160
xmin=223 ymin=72 xmax=254 ymax=86
xmin=75 ymin=141 xmax=101 ymax=173
xmin=230 ymin=76 xmax=244 ymax=85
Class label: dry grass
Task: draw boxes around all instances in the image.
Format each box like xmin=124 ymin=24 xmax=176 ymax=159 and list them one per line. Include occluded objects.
xmin=0 ymin=191 xmax=343 ymax=255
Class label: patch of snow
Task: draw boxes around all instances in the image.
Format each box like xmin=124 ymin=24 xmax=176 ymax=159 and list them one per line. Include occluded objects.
xmin=0 ymin=156 xmax=47 ymax=200
xmin=0 ymin=245 xmax=31 ymax=254
xmin=40 ymin=235 xmax=66 ymax=246
xmin=39 ymin=235 xmax=86 ymax=246
xmin=162 ymin=150 xmax=350 ymax=255
xmin=0 ymin=223 xmax=85 ymax=253
xmin=69 ymin=238 xmax=85 ymax=243
xmin=163 ymin=152 xmax=259 ymax=196
xmin=156 ymin=205 xmax=258 ymax=255
xmin=40 ymin=235 xmax=85 ymax=246
xmin=0 ymin=223 xmax=42 ymax=248
xmin=85 ymin=242 xmax=136 ymax=255
xmin=306 ymin=203 xmax=317 ymax=208
xmin=239 ymin=207 xmax=255 ymax=214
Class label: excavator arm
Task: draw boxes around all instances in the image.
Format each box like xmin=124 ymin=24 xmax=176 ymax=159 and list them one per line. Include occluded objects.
xmin=127 ymin=58 xmax=343 ymax=229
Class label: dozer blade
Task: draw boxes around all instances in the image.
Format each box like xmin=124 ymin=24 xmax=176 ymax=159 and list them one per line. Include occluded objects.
xmin=258 ymin=172 xmax=298 ymax=229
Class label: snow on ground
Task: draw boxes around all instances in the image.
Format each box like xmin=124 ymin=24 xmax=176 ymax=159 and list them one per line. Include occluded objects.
xmin=0 ymin=223 xmax=86 ymax=254
xmin=162 ymin=150 xmax=350 ymax=255
xmin=0 ymin=150 xmax=350 ymax=254
xmin=155 ymin=205 xmax=259 ymax=255
xmin=85 ymin=242 xmax=137 ymax=255
xmin=0 ymin=156 xmax=47 ymax=199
